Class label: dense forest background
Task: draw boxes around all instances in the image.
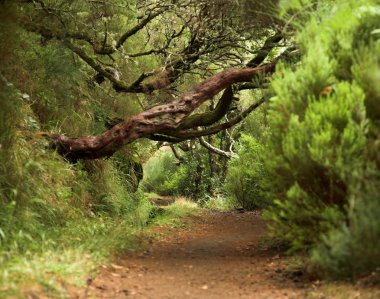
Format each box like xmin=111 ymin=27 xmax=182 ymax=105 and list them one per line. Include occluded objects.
xmin=1 ymin=0 xmax=380 ymax=297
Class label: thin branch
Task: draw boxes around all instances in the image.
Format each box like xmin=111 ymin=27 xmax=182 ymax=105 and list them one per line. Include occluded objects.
xmin=116 ymin=10 xmax=164 ymax=49
xmin=178 ymin=86 xmax=234 ymax=130
xmin=169 ymin=145 xmax=184 ymax=163
xmin=166 ymin=97 xmax=267 ymax=140
xmin=246 ymin=33 xmax=283 ymax=67
xmin=198 ymin=136 xmax=237 ymax=159
xmin=63 ymin=40 xmax=131 ymax=91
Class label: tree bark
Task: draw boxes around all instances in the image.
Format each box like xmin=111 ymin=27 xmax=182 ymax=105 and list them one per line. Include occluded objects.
xmin=51 ymin=62 xmax=276 ymax=160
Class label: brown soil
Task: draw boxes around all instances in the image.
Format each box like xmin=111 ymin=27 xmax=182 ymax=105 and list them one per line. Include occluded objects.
xmin=80 ymin=210 xmax=311 ymax=299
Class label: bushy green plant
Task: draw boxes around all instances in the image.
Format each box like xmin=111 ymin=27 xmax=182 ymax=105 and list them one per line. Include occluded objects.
xmin=141 ymin=145 xmax=214 ymax=199
xmin=164 ymin=154 xmax=209 ymax=199
xmin=261 ymin=0 xmax=380 ymax=277
xmin=312 ymin=170 xmax=380 ymax=279
xmin=0 ymin=94 xmax=153 ymax=295
xmin=140 ymin=150 xmax=179 ymax=195
xmin=225 ymin=134 xmax=271 ymax=209
xmin=0 ymin=7 xmax=158 ymax=296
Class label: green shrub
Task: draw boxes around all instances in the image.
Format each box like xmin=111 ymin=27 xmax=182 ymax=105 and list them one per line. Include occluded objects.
xmin=164 ymin=153 xmax=209 ymax=199
xmin=225 ymin=134 xmax=271 ymax=209
xmin=141 ymin=146 xmax=212 ymax=199
xmin=312 ymin=171 xmax=380 ymax=279
xmin=0 ymin=8 xmax=156 ymax=296
xmin=260 ymin=0 xmax=380 ymax=277
xmin=140 ymin=150 xmax=178 ymax=195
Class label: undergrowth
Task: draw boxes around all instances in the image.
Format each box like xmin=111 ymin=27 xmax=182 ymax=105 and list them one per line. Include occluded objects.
xmin=148 ymin=197 xmax=199 ymax=228
xmin=0 ymin=7 xmax=198 ymax=297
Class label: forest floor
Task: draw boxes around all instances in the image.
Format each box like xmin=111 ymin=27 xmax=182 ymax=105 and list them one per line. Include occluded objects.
xmin=71 ymin=209 xmax=380 ymax=299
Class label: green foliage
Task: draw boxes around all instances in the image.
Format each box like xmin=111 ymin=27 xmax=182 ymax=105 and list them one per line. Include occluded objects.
xmin=202 ymin=195 xmax=237 ymax=211
xmin=148 ymin=197 xmax=198 ymax=227
xmin=354 ymin=41 xmax=380 ymax=127
xmin=0 ymin=83 xmax=154 ymax=296
xmin=164 ymin=152 xmax=209 ymax=199
xmin=141 ymin=150 xmax=178 ymax=195
xmin=278 ymin=0 xmax=315 ymax=17
xmin=225 ymin=134 xmax=271 ymax=209
xmin=260 ymin=0 xmax=380 ymax=278
xmin=141 ymin=146 xmax=214 ymax=200
xmin=312 ymin=171 xmax=380 ymax=279
xmin=264 ymin=184 xmax=344 ymax=251
xmin=0 ymin=6 xmax=159 ymax=297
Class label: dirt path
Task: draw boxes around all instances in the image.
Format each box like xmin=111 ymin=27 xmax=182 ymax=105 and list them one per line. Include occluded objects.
xmin=81 ymin=210 xmax=311 ymax=299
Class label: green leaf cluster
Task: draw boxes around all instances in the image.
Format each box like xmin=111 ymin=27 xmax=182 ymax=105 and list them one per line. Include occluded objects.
xmin=259 ymin=0 xmax=380 ymax=277
xmin=225 ymin=134 xmax=271 ymax=209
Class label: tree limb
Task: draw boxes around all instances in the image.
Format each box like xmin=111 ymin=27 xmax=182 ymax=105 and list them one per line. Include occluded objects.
xmin=115 ymin=10 xmax=164 ymax=50
xmin=164 ymin=97 xmax=267 ymax=140
xmin=246 ymin=33 xmax=283 ymax=67
xmin=169 ymin=144 xmax=184 ymax=163
xmin=178 ymin=86 xmax=235 ymax=130
xmin=198 ymin=136 xmax=237 ymax=159
xmin=51 ymin=62 xmax=276 ymax=160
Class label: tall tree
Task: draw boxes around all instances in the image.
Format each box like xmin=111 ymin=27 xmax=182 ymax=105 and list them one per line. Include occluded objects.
xmin=17 ymin=0 xmax=292 ymax=160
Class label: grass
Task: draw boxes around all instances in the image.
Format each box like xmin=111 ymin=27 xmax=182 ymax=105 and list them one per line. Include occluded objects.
xmin=0 ymin=196 xmax=199 ymax=298
xmin=145 ymin=192 xmax=162 ymax=200
xmin=306 ymin=282 xmax=380 ymax=299
xmin=148 ymin=196 xmax=199 ymax=228
xmin=1 ymin=249 xmax=95 ymax=298
xmin=202 ymin=194 xmax=237 ymax=211
xmin=0 ymin=81 xmax=200 ymax=299
xmin=0 ymin=218 xmax=137 ymax=298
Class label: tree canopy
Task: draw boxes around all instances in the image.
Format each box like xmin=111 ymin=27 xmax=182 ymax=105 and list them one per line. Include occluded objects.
xmin=16 ymin=0 xmax=292 ymax=160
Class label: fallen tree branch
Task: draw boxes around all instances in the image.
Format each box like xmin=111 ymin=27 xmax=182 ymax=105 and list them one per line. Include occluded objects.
xmin=51 ymin=62 xmax=276 ymax=160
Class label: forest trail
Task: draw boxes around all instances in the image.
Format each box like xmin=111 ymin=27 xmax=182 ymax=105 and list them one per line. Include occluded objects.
xmin=77 ymin=210 xmax=310 ymax=299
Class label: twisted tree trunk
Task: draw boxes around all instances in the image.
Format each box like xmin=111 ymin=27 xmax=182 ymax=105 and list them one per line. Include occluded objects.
xmin=51 ymin=62 xmax=276 ymax=160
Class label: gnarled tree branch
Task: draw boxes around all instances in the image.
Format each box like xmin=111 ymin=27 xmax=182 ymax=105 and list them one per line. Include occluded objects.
xmin=51 ymin=62 xmax=276 ymax=160
xmin=178 ymin=86 xmax=235 ymax=130
xmin=163 ymin=96 xmax=267 ymax=140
